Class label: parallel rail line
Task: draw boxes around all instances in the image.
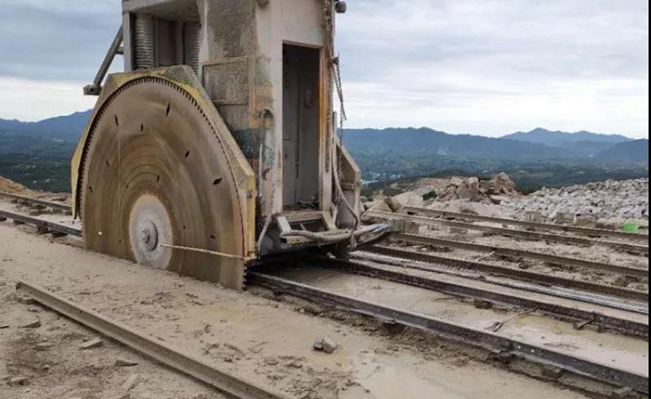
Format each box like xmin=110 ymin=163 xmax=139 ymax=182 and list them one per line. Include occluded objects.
xmin=364 ymin=211 xmax=649 ymax=255
xmin=0 ymin=191 xmax=71 ymax=213
xmin=248 ymin=271 xmax=649 ymax=395
xmin=352 ymin=252 xmax=647 ymax=315
xmin=368 ymin=245 xmax=649 ymax=303
xmin=0 ymin=209 xmax=82 ymax=237
xmin=393 ymin=233 xmax=648 ymax=279
xmin=16 ymin=281 xmax=287 ymax=399
xmin=401 ymin=206 xmax=649 ymax=242
xmin=315 ymin=257 xmax=648 ymax=338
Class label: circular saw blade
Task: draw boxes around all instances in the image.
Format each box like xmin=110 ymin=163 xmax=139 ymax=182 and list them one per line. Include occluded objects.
xmin=80 ymin=77 xmax=247 ymax=290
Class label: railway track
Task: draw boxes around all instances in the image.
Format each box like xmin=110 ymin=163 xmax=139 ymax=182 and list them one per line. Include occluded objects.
xmin=0 ymin=209 xmax=82 ymax=237
xmin=367 ymin=245 xmax=648 ymax=303
xmin=364 ymin=211 xmax=649 ymax=256
xmin=310 ymin=256 xmax=648 ymax=338
xmin=247 ymin=269 xmax=649 ymax=396
xmin=393 ymin=233 xmax=648 ymax=278
xmin=3 ymin=199 xmax=649 ymax=397
xmin=16 ymin=281 xmax=287 ymax=399
xmin=0 ymin=191 xmax=71 ymax=213
xmin=352 ymin=251 xmax=647 ymax=315
xmin=401 ymin=206 xmax=649 ymax=242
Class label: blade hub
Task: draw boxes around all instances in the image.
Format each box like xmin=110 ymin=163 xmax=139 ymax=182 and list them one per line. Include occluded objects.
xmin=129 ymin=194 xmax=172 ymax=269
xmin=140 ymin=223 xmax=159 ymax=252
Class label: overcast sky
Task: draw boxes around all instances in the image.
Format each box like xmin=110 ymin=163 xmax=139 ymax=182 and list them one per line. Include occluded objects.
xmin=0 ymin=0 xmax=647 ymax=138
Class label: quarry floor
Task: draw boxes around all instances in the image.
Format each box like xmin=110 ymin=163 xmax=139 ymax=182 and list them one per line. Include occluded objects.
xmin=0 ymin=223 xmax=593 ymax=399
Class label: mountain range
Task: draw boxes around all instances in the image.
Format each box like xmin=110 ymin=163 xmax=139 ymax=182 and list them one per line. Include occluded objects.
xmin=0 ymin=110 xmax=648 ymax=192
xmin=0 ymin=110 xmax=91 ymax=141
xmin=1 ymin=110 xmax=647 ymax=163
xmin=342 ymin=127 xmax=647 ymax=164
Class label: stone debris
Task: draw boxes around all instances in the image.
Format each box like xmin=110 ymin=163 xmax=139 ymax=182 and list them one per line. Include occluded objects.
xmin=79 ymin=337 xmax=103 ymax=350
xmin=20 ymin=318 xmax=41 ymax=329
xmin=313 ymin=337 xmax=338 ymax=354
xmin=263 ymin=357 xmax=279 ymax=366
xmin=115 ymin=358 xmax=139 ymax=367
xmin=8 ymin=376 xmax=29 ymax=386
xmin=322 ymin=337 xmax=338 ymax=354
xmin=473 ymin=299 xmax=493 ymax=310
xmin=35 ymin=342 xmax=54 ymax=351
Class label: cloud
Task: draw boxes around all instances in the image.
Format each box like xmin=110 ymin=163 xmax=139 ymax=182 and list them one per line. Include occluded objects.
xmin=0 ymin=0 xmax=120 ymax=81
xmin=0 ymin=77 xmax=96 ymax=121
xmin=0 ymin=0 xmax=647 ymax=137
xmin=336 ymin=0 xmax=649 ymax=137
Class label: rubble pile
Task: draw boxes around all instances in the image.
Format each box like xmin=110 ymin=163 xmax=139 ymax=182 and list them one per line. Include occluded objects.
xmin=437 ymin=173 xmax=520 ymax=203
xmin=365 ymin=173 xmax=521 ymax=212
xmin=502 ymin=178 xmax=649 ymax=222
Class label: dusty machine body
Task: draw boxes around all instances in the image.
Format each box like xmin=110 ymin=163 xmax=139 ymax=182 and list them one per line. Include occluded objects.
xmin=71 ymin=0 xmax=386 ymax=290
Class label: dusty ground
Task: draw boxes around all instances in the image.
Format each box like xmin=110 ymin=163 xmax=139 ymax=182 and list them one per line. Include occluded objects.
xmin=0 ymin=223 xmax=594 ymax=399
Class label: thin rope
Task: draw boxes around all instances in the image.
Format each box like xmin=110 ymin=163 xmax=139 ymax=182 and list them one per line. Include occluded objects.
xmin=161 ymin=244 xmax=256 ymax=262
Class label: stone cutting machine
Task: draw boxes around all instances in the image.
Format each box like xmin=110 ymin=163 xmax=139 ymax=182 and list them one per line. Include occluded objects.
xmin=71 ymin=0 xmax=389 ymax=290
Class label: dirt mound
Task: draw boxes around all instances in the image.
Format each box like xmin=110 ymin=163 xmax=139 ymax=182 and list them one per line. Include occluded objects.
xmin=0 ymin=177 xmax=36 ymax=196
xmin=0 ymin=176 xmax=71 ymax=204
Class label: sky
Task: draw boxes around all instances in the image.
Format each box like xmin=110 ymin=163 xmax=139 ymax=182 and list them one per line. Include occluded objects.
xmin=0 ymin=0 xmax=648 ymax=138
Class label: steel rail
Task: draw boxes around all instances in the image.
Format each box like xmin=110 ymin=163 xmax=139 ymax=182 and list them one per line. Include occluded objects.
xmin=315 ymin=257 xmax=648 ymax=338
xmin=0 ymin=209 xmax=82 ymax=237
xmin=0 ymin=191 xmax=71 ymax=213
xmin=364 ymin=211 xmax=649 ymax=255
xmin=401 ymin=206 xmax=649 ymax=242
xmin=247 ymin=272 xmax=648 ymax=395
xmin=368 ymin=245 xmax=649 ymax=303
xmin=16 ymin=281 xmax=288 ymax=399
xmin=393 ymin=233 xmax=648 ymax=278
xmin=352 ymin=252 xmax=647 ymax=315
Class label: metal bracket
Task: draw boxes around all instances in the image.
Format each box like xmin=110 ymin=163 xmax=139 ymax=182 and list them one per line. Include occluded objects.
xmin=84 ymin=26 xmax=124 ymax=96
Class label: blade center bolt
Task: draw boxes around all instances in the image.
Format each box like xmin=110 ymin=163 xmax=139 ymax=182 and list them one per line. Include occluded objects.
xmin=141 ymin=225 xmax=158 ymax=251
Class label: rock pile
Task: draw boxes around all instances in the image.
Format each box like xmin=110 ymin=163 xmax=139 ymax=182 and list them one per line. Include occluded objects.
xmin=502 ymin=178 xmax=649 ymax=222
xmin=437 ymin=173 xmax=520 ymax=203
xmin=365 ymin=173 xmax=522 ymax=212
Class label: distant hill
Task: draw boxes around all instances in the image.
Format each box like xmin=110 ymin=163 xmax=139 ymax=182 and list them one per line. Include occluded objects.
xmin=598 ymin=139 xmax=649 ymax=164
xmin=502 ymin=128 xmax=631 ymax=147
xmin=0 ymin=110 xmax=91 ymax=140
xmin=343 ymin=128 xmax=565 ymax=160
xmin=0 ymin=110 xmax=647 ymax=192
